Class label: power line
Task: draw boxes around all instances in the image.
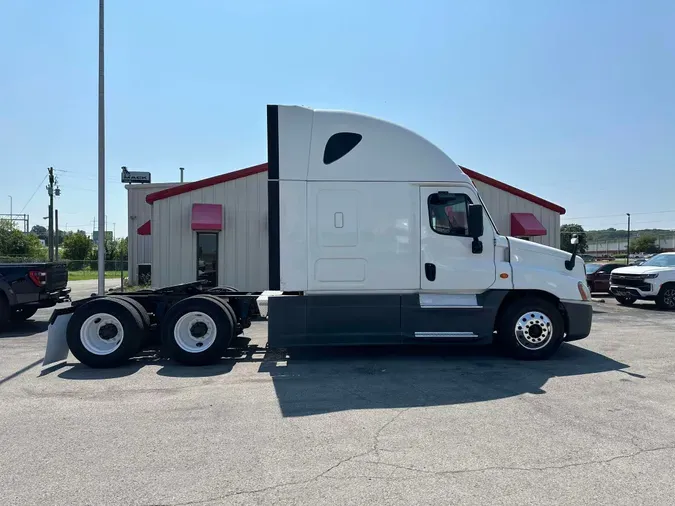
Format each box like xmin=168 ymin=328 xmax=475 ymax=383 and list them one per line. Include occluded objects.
xmin=19 ymin=175 xmax=48 ymax=213
xmin=55 ymin=170 xmax=118 ymax=185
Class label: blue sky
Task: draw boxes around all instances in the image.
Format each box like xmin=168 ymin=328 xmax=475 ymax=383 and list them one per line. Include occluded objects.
xmin=1 ymin=0 xmax=674 ymax=238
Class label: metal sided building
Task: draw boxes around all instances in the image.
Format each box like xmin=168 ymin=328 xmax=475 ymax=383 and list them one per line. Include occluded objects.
xmin=137 ymin=163 xmax=565 ymax=290
xmin=126 ymin=182 xmax=182 ymax=285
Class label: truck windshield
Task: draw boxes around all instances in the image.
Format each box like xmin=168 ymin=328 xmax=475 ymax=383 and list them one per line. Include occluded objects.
xmin=641 ymin=254 xmax=675 ymax=267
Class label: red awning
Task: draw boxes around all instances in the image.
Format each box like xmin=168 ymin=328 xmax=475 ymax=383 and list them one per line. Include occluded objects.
xmin=511 ymin=213 xmax=547 ymax=236
xmin=192 ymin=203 xmax=223 ymax=231
xmin=137 ymin=220 xmax=151 ymax=236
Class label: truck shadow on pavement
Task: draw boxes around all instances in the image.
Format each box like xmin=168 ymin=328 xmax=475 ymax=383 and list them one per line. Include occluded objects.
xmin=0 ymin=320 xmax=49 ymax=338
xmin=53 ymin=339 xmax=635 ymax=417
xmin=259 ymin=343 xmax=633 ymax=417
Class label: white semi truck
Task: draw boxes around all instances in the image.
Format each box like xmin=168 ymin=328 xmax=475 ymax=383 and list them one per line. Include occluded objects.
xmin=43 ymin=104 xmax=592 ymax=369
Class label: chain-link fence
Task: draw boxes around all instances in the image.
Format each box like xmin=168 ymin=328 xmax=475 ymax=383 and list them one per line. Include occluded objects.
xmin=0 ymin=255 xmax=130 ymax=284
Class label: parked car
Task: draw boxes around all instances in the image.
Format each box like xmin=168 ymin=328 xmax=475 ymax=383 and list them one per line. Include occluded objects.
xmin=0 ymin=262 xmax=70 ymax=327
xmin=609 ymin=252 xmax=675 ymax=309
xmin=585 ymin=263 xmax=623 ymax=293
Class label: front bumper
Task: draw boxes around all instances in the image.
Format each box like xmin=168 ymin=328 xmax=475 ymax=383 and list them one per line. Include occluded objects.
xmin=562 ymin=300 xmax=593 ymax=342
xmin=609 ymin=284 xmax=657 ymax=300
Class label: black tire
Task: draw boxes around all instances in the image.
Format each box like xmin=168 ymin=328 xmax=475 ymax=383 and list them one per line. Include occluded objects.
xmin=496 ymin=298 xmax=565 ymax=360
xmin=0 ymin=294 xmax=9 ymax=328
xmin=615 ymin=295 xmax=636 ymax=306
xmin=109 ymin=295 xmax=151 ymax=329
xmin=10 ymin=307 xmax=39 ymax=322
xmin=200 ymin=295 xmax=238 ymax=339
xmin=161 ymin=295 xmax=234 ymax=366
xmin=66 ymin=297 xmax=145 ymax=368
xmin=656 ymin=284 xmax=675 ymax=310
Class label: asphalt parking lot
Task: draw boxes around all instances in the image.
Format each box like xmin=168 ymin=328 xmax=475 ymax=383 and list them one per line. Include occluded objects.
xmin=1 ymin=294 xmax=675 ymax=506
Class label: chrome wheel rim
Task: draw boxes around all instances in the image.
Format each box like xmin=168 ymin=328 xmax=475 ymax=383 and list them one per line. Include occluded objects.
xmin=80 ymin=313 xmax=124 ymax=355
xmin=663 ymin=288 xmax=675 ymax=308
xmin=173 ymin=311 xmax=217 ymax=353
xmin=514 ymin=311 xmax=553 ymax=350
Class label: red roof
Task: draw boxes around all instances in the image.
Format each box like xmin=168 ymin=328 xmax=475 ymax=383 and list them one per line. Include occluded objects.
xmin=146 ymin=162 xmax=566 ymax=214
xmin=460 ymin=166 xmax=566 ymax=215
xmin=146 ymin=163 xmax=268 ymax=204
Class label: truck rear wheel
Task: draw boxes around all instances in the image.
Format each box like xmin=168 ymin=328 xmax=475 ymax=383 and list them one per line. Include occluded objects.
xmin=199 ymin=295 xmax=238 ymax=338
xmin=656 ymin=284 xmax=675 ymax=310
xmin=109 ymin=295 xmax=151 ymax=328
xmin=10 ymin=307 xmax=38 ymax=322
xmin=497 ymin=298 xmax=565 ymax=360
xmin=161 ymin=295 xmax=234 ymax=366
xmin=66 ymin=297 xmax=146 ymax=368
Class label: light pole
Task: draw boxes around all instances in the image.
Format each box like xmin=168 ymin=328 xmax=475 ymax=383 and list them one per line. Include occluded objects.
xmin=7 ymin=195 xmax=11 ymax=226
xmin=97 ymin=0 xmax=106 ymax=295
xmin=626 ymin=213 xmax=631 ymax=263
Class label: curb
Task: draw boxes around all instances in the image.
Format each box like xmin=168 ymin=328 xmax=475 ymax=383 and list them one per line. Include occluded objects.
xmin=591 ymin=297 xmax=606 ymax=303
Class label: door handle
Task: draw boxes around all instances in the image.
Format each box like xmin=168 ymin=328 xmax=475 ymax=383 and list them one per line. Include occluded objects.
xmin=425 ymin=263 xmax=436 ymax=282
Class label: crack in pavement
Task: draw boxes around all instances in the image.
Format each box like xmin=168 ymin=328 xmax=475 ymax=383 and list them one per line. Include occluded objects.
xmin=149 ymin=412 xmax=675 ymax=506
xmin=150 ymin=408 xmax=412 ymax=506
xmin=359 ymin=443 xmax=675 ymax=477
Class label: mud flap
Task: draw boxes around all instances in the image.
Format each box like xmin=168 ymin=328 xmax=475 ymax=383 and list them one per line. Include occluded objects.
xmin=42 ymin=312 xmax=73 ymax=370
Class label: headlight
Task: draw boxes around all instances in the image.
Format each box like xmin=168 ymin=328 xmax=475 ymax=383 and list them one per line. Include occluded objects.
xmin=644 ymin=274 xmax=659 ymax=279
xmin=577 ymin=281 xmax=591 ymax=301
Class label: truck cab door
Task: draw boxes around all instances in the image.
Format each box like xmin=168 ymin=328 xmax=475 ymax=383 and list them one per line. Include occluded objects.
xmin=420 ymin=187 xmax=496 ymax=292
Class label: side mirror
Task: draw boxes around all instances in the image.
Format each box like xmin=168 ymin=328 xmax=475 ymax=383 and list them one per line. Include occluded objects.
xmin=565 ymin=234 xmax=580 ymax=271
xmin=467 ymin=204 xmax=484 ymax=238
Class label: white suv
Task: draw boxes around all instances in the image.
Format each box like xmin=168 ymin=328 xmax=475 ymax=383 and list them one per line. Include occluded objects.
xmin=609 ymin=252 xmax=675 ymax=309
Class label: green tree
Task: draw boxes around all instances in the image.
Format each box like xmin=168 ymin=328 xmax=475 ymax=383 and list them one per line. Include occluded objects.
xmin=0 ymin=219 xmax=46 ymax=260
xmin=630 ymin=235 xmax=661 ymax=254
xmin=560 ymin=223 xmax=588 ymax=254
xmin=62 ymin=231 xmax=92 ymax=260
xmin=104 ymin=237 xmax=118 ymax=260
xmin=117 ymin=237 xmax=128 ymax=261
xmin=30 ymin=224 xmax=48 ymax=241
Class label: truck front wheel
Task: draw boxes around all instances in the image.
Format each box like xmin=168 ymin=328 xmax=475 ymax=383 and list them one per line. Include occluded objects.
xmin=656 ymin=284 xmax=675 ymax=310
xmin=497 ymin=298 xmax=565 ymax=360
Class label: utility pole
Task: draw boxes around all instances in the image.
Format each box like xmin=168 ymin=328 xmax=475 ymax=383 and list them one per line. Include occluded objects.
xmin=47 ymin=167 xmax=56 ymax=261
xmin=55 ymin=209 xmax=59 ymax=262
xmin=97 ymin=0 xmax=106 ymax=295
xmin=626 ymin=213 xmax=631 ymax=263
xmin=7 ymin=195 xmax=11 ymax=226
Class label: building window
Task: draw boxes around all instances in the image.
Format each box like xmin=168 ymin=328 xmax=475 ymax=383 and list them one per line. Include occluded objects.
xmin=196 ymin=232 xmax=218 ymax=287
xmin=323 ymin=132 xmax=363 ymax=165
xmin=428 ymin=192 xmax=471 ymax=236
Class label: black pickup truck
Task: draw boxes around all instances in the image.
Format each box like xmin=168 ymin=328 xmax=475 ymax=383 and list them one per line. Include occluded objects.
xmin=0 ymin=263 xmax=70 ymax=327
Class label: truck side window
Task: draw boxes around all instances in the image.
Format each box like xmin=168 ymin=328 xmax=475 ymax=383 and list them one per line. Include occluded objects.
xmin=428 ymin=192 xmax=470 ymax=237
xmin=323 ymin=132 xmax=363 ymax=165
